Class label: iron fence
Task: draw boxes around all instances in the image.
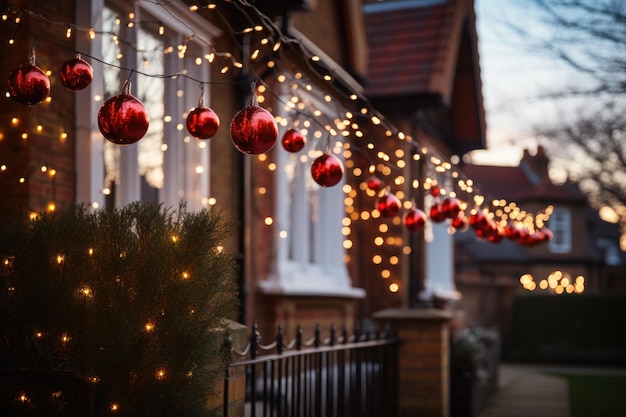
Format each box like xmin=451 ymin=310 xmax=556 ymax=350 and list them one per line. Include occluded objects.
xmin=223 ymin=323 xmax=398 ymax=417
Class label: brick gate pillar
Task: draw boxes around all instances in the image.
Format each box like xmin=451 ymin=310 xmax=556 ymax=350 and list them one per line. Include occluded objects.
xmin=374 ymin=308 xmax=453 ymax=417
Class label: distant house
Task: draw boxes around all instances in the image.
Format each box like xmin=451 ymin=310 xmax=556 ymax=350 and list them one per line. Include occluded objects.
xmin=456 ymin=146 xmax=626 ymax=338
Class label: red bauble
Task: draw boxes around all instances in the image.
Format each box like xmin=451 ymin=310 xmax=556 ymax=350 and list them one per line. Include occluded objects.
xmin=186 ymin=101 xmax=220 ymax=139
xmin=8 ymin=57 xmax=50 ymax=105
xmin=429 ymin=185 xmax=441 ymax=197
xmin=281 ymin=127 xmax=306 ymax=152
xmin=505 ymin=223 xmax=521 ymax=240
xmin=377 ymin=191 xmax=401 ymax=219
xmin=441 ymin=197 xmax=462 ymax=219
xmin=488 ymin=225 xmax=505 ymax=243
xmin=310 ymin=153 xmax=344 ymax=187
xmin=59 ymin=55 xmax=93 ymax=91
xmin=429 ymin=202 xmax=446 ymax=223
xmin=469 ymin=209 xmax=488 ymax=230
xmin=97 ymin=80 xmax=149 ymax=145
xmin=451 ymin=214 xmax=467 ymax=230
xmin=540 ymin=227 xmax=553 ymax=241
xmin=403 ymin=207 xmax=427 ymax=232
xmin=230 ymin=105 xmax=278 ymax=154
xmin=366 ymin=176 xmax=383 ymax=192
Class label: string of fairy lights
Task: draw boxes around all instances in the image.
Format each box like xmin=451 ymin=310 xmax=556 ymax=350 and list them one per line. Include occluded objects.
xmin=0 ymin=0 xmax=555 ymax=299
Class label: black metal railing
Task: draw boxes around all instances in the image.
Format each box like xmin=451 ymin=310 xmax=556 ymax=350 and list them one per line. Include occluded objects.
xmin=223 ymin=323 xmax=398 ymax=417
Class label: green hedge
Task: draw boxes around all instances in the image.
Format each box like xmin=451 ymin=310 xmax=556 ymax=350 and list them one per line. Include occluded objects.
xmin=505 ymin=294 xmax=626 ymax=365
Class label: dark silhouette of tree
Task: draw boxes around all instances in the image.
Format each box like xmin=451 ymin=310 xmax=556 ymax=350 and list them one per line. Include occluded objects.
xmin=496 ymin=0 xmax=626 ymax=229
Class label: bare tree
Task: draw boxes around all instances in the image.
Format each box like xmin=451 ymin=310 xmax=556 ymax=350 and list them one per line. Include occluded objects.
xmin=497 ymin=0 xmax=626 ymax=228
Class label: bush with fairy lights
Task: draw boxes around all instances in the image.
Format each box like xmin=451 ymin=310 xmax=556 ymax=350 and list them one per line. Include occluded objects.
xmin=0 ymin=203 xmax=239 ymax=417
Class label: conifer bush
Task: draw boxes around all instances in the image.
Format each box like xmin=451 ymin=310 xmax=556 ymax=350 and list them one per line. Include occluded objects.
xmin=0 ymin=203 xmax=239 ymax=416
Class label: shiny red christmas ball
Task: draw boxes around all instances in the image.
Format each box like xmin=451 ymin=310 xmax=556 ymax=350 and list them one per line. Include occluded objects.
xmin=8 ymin=61 xmax=50 ymax=105
xmin=451 ymin=214 xmax=467 ymax=230
xmin=540 ymin=227 xmax=553 ymax=241
xmin=97 ymin=80 xmax=149 ymax=145
xmin=186 ymin=105 xmax=220 ymax=139
xmin=281 ymin=127 xmax=306 ymax=152
xmin=488 ymin=225 xmax=505 ymax=243
xmin=366 ymin=176 xmax=383 ymax=192
xmin=59 ymin=55 xmax=93 ymax=91
xmin=377 ymin=191 xmax=401 ymax=219
xmin=469 ymin=209 xmax=488 ymax=230
xmin=230 ymin=105 xmax=278 ymax=155
xmin=310 ymin=153 xmax=344 ymax=187
xmin=429 ymin=202 xmax=446 ymax=223
xmin=505 ymin=223 xmax=521 ymax=240
xmin=403 ymin=207 xmax=427 ymax=232
xmin=441 ymin=197 xmax=462 ymax=219
xmin=429 ymin=185 xmax=441 ymax=197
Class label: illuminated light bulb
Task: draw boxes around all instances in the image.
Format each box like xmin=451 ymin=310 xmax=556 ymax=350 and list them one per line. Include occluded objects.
xmin=66 ymin=26 xmax=72 ymax=38
xmin=381 ymin=269 xmax=391 ymax=279
xmin=110 ymin=403 xmax=119 ymax=412
xmin=34 ymin=331 xmax=43 ymax=338
xmin=18 ymin=393 xmax=29 ymax=403
xmin=264 ymin=217 xmax=273 ymax=226
xmin=145 ymin=322 xmax=155 ymax=332
xmin=389 ymin=283 xmax=399 ymax=293
xmin=343 ymin=240 xmax=353 ymax=249
xmin=181 ymin=271 xmax=190 ymax=280
xmin=61 ymin=333 xmax=71 ymax=344
xmin=80 ymin=286 xmax=93 ymax=297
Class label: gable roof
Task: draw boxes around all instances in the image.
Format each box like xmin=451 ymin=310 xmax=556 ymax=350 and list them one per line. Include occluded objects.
xmin=364 ymin=0 xmax=477 ymax=101
xmin=462 ymin=163 xmax=587 ymax=204
xmin=363 ymin=0 xmax=486 ymax=153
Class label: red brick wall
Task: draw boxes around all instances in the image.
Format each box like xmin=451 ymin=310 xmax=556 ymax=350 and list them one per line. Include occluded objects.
xmin=0 ymin=0 xmax=76 ymax=217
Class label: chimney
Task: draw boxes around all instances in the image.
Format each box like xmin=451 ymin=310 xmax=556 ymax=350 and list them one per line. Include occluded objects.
xmin=520 ymin=145 xmax=550 ymax=184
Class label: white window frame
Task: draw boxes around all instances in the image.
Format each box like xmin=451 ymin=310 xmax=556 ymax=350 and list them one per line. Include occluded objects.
xmin=259 ymin=88 xmax=364 ymax=298
xmin=422 ymin=194 xmax=460 ymax=302
xmin=75 ymin=0 xmax=220 ymax=211
xmin=548 ymin=207 xmax=572 ymax=253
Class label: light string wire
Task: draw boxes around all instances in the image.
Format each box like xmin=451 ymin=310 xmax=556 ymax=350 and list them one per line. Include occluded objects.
xmin=0 ymin=0 xmax=553 ymax=227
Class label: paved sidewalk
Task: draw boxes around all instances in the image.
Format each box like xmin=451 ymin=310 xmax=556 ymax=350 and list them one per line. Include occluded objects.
xmin=478 ymin=364 xmax=570 ymax=417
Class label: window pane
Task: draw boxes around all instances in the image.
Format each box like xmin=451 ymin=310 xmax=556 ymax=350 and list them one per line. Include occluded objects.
xmin=137 ymin=27 xmax=164 ymax=191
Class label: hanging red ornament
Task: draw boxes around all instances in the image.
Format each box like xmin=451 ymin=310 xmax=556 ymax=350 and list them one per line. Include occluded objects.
xmin=59 ymin=54 xmax=93 ymax=91
xmin=8 ymin=54 xmax=50 ymax=105
xmin=366 ymin=176 xmax=383 ymax=192
xmin=505 ymin=223 xmax=521 ymax=240
xmin=487 ymin=224 xmax=505 ymax=243
xmin=403 ymin=207 xmax=427 ymax=232
xmin=429 ymin=202 xmax=446 ymax=223
xmin=310 ymin=152 xmax=344 ymax=187
xmin=441 ymin=197 xmax=462 ymax=219
xmin=540 ymin=227 xmax=553 ymax=242
xmin=281 ymin=127 xmax=306 ymax=153
xmin=230 ymin=105 xmax=278 ymax=155
xmin=377 ymin=190 xmax=401 ymax=219
xmin=97 ymin=80 xmax=149 ymax=145
xmin=429 ymin=185 xmax=441 ymax=197
xmin=469 ymin=209 xmax=488 ymax=231
xmin=186 ymin=96 xmax=220 ymax=139
xmin=451 ymin=213 xmax=467 ymax=230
